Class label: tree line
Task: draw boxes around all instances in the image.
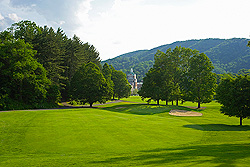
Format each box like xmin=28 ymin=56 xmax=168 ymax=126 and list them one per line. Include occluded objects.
xmin=0 ymin=20 xmax=131 ymax=110
xmin=139 ymin=46 xmax=250 ymax=125
xmin=70 ymin=62 xmax=131 ymax=107
xmin=1 ymin=20 xmax=249 ymax=125
xmin=138 ymin=46 xmax=217 ymax=108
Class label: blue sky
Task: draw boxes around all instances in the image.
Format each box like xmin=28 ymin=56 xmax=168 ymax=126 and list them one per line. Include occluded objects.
xmin=0 ymin=0 xmax=249 ymax=60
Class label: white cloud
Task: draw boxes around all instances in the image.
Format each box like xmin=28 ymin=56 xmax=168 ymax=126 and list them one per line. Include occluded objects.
xmin=76 ymin=0 xmax=93 ymax=24
xmin=1 ymin=0 xmax=250 ymax=61
xmin=74 ymin=0 xmax=250 ymax=60
xmin=0 ymin=13 xmax=4 ymax=20
xmin=59 ymin=21 xmax=65 ymax=25
xmin=6 ymin=0 xmax=86 ymax=36
xmin=8 ymin=13 xmax=21 ymax=22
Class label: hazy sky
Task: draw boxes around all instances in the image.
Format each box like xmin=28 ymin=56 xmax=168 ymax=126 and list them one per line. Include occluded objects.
xmin=0 ymin=0 xmax=249 ymax=60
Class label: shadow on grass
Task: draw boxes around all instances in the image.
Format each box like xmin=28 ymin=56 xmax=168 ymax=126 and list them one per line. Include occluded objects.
xmin=99 ymin=103 xmax=198 ymax=115
xmin=91 ymin=143 xmax=250 ymax=166
xmin=183 ymin=124 xmax=250 ymax=131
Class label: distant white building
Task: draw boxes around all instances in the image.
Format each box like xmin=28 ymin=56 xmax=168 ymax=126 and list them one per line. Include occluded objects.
xmin=137 ymin=82 xmax=143 ymax=90
xmin=127 ymin=68 xmax=137 ymax=90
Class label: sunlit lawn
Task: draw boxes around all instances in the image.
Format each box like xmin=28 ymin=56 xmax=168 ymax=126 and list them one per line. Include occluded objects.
xmin=0 ymin=96 xmax=250 ymax=166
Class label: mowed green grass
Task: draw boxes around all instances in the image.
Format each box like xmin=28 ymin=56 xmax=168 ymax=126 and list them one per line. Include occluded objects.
xmin=1 ymin=97 xmax=250 ymax=166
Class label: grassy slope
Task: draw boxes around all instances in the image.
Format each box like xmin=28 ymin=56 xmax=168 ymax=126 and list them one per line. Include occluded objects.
xmin=0 ymin=97 xmax=250 ymax=166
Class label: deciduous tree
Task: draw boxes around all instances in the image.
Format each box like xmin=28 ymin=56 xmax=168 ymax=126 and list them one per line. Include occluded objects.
xmin=184 ymin=53 xmax=217 ymax=108
xmin=216 ymin=75 xmax=250 ymax=126
xmin=101 ymin=63 xmax=114 ymax=101
xmin=0 ymin=32 xmax=50 ymax=110
xmin=8 ymin=20 xmax=41 ymax=44
xmin=138 ymin=67 xmax=163 ymax=105
xmin=70 ymin=62 xmax=111 ymax=107
xmin=110 ymin=66 xmax=131 ymax=100
xmin=154 ymin=47 xmax=193 ymax=105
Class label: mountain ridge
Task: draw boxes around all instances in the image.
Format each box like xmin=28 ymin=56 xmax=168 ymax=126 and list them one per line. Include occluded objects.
xmin=102 ymin=38 xmax=250 ymax=81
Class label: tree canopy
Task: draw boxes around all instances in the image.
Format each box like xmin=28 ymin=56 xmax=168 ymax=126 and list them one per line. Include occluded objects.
xmin=183 ymin=52 xmax=217 ymax=108
xmin=138 ymin=67 xmax=164 ymax=105
xmin=70 ymin=62 xmax=112 ymax=107
xmin=102 ymin=63 xmax=114 ymax=98
xmin=0 ymin=32 xmax=51 ymax=110
xmin=216 ymin=75 xmax=250 ymax=126
xmin=110 ymin=65 xmax=131 ymax=100
xmin=6 ymin=20 xmax=102 ymax=100
xmin=140 ymin=46 xmax=217 ymax=108
xmin=0 ymin=20 xmax=103 ymax=110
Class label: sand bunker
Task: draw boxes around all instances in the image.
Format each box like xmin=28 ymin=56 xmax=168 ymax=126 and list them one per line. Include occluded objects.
xmin=169 ymin=109 xmax=203 ymax=117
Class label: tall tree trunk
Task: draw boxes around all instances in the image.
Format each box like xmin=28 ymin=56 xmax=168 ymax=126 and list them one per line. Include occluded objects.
xmin=240 ymin=116 xmax=243 ymax=126
xmin=172 ymin=101 xmax=174 ymax=105
xmin=90 ymin=103 xmax=93 ymax=108
xmin=166 ymin=100 xmax=168 ymax=106
xmin=198 ymin=101 xmax=201 ymax=109
xmin=176 ymin=98 xmax=178 ymax=106
xmin=197 ymin=89 xmax=201 ymax=109
xmin=157 ymin=99 xmax=159 ymax=105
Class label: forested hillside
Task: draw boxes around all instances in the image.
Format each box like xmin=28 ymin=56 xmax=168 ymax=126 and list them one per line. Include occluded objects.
xmin=103 ymin=38 xmax=250 ymax=81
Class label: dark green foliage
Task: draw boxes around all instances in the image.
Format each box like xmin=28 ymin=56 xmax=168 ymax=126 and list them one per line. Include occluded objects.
xmin=110 ymin=65 xmax=131 ymax=100
xmin=70 ymin=62 xmax=112 ymax=107
xmin=216 ymin=69 xmax=250 ymax=85
xmin=6 ymin=20 xmax=101 ymax=101
xmin=238 ymin=69 xmax=250 ymax=76
xmin=0 ymin=20 xmax=102 ymax=110
xmin=216 ymin=75 xmax=250 ymax=125
xmin=8 ymin=20 xmax=41 ymax=44
xmin=206 ymin=38 xmax=250 ymax=74
xmin=141 ymin=46 xmax=217 ymax=108
xmin=154 ymin=47 xmax=194 ymax=106
xmin=138 ymin=67 xmax=163 ymax=105
xmin=62 ymin=35 xmax=101 ymax=100
xmin=63 ymin=35 xmax=101 ymax=82
xmin=184 ymin=53 xmax=217 ymax=108
xmin=103 ymin=38 xmax=250 ymax=79
xmin=33 ymin=26 xmax=66 ymax=88
xmin=102 ymin=63 xmax=114 ymax=97
xmin=46 ymin=84 xmax=61 ymax=104
xmin=0 ymin=34 xmax=51 ymax=110
xmin=83 ymin=43 xmax=102 ymax=69
xmin=8 ymin=21 xmax=67 ymax=90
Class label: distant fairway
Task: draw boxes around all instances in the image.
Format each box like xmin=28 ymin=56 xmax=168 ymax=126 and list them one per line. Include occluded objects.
xmin=1 ymin=97 xmax=250 ymax=166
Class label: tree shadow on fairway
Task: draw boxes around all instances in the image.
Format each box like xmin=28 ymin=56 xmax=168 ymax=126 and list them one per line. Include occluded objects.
xmin=91 ymin=143 xmax=250 ymax=166
xmin=183 ymin=124 xmax=250 ymax=131
xmin=100 ymin=103 xmax=195 ymax=115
